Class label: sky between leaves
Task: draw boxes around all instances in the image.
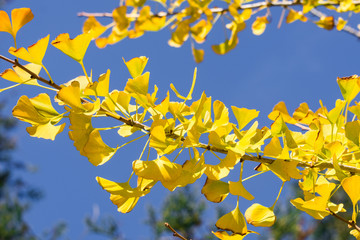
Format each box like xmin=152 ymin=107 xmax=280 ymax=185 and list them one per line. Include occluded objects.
xmin=1 ymin=0 xmax=360 ymax=239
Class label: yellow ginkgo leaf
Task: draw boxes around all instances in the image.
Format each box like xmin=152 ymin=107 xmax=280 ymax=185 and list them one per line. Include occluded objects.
xmin=336 ymin=17 xmax=347 ymax=31
xmin=57 ymin=81 xmax=85 ymax=111
xmin=83 ymin=130 xmax=118 ymax=166
xmin=286 ymin=9 xmax=307 ymax=23
xmin=1 ymin=63 xmax=41 ymax=86
xmin=315 ymin=16 xmax=334 ymax=30
xmin=337 ymin=75 xmax=360 ymax=103
xmin=170 ymin=67 xmax=197 ymax=101
xmin=11 ymin=8 xmax=34 ymax=38
xmin=123 ymin=56 xmax=149 ymax=78
xmin=162 ymin=151 xmax=206 ymax=191
xmin=132 ymin=156 xmax=183 ymax=182
xmin=229 ymin=180 xmax=254 ymax=200
xmin=97 ymin=177 xmax=150 ymax=213
xmin=125 ymin=72 xmax=149 ymax=96
xmin=95 ymin=26 xmax=128 ymax=49
xmin=342 ymin=175 xmax=360 ymax=221
xmin=192 ymin=47 xmax=204 ymax=63
xmin=201 ymin=178 xmax=229 ymax=203
xmin=216 ymin=203 xmax=248 ymax=234
xmin=0 ymin=8 xmax=33 ymax=38
xmin=149 ymin=120 xmax=181 ymax=155
xmin=252 ymin=16 xmax=269 ymax=35
xmin=350 ymin=229 xmax=360 ymax=240
xmin=8 ymin=35 xmax=50 ymax=65
xmin=83 ymin=16 xmax=107 ymax=39
xmin=27 ymin=121 xmax=66 ymax=140
xmin=84 ymin=69 xmax=110 ymax=97
xmin=212 ymin=38 xmax=238 ymax=55
xmin=205 ymin=151 xmax=241 ymax=180
xmin=190 ymin=20 xmax=212 ymax=44
xmin=51 ymin=33 xmax=92 ymax=62
xmin=0 ymin=10 xmax=12 ymax=34
xmin=212 ymin=231 xmax=253 ymax=239
xmin=68 ymin=112 xmax=93 ymax=156
xmin=136 ymin=6 xmax=166 ymax=32
xmin=267 ymin=158 xmax=302 ymax=182
xmin=12 ymin=93 xmax=65 ymax=140
xmin=168 ymin=21 xmax=190 ymax=48
xmin=12 ymin=93 xmax=60 ymax=125
xmin=245 ymin=203 xmax=276 ymax=227
xmin=232 ymin=107 xmax=259 ymax=131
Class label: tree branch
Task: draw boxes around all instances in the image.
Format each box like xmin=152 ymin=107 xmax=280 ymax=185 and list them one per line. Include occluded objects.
xmin=1 ymin=55 xmax=360 ymax=174
xmin=327 ymin=208 xmax=360 ymax=232
xmin=164 ymin=222 xmax=189 ymax=240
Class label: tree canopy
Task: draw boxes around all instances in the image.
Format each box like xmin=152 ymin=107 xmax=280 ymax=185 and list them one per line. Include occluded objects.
xmin=1 ymin=5 xmax=360 ymax=240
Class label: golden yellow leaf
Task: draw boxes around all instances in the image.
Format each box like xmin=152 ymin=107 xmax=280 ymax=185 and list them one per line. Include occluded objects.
xmin=268 ymin=101 xmax=297 ymax=124
xmin=95 ymin=26 xmax=128 ymax=49
xmin=229 ymin=180 xmax=254 ymax=200
xmin=245 ymin=203 xmax=276 ymax=227
xmin=212 ymin=231 xmax=251 ymax=239
xmin=83 ymin=16 xmax=107 ymax=39
xmin=84 ymin=69 xmax=110 ymax=97
xmin=136 ymin=6 xmax=166 ymax=32
xmin=216 ymin=203 xmax=248 ymax=234
xmin=337 ymin=75 xmax=360 ymax=103
xmin=0 ymin=10 xmax=12 ymax=34
xmin=125 ymin=72 xmax=149 ymax=96
xmin=68 ymin=112 xmax=93 ymax=156
xmin=132 ymin=156 xmax=182 ymax=182
xmin=51 ymin=33 xmax=92 ymax=62
xmin=170 ymin=67 xmax=197 ymax=100
xmin=205 ymin=151 xmax=241 ymax=180
xmin=212 ymin=38 xmax=238 ymax=55
xmin=252 ymin=16 xmax=269 ymax=35
xmin=286 ymin=9 xmax=307 ymax=23
xmin=192 ymin=47 xmax=204 ymax=63
xmin=57 ymin=81 xmax=85 ymax=111
xmin=232 ymin=107 xmax=259 ymax=131
xmin=336 ymin=17 xmax=347 ymax=31
xmin=1 ymin=63 xmax=41 ymax=86
xmin=168 ymin=21 xmax=190 ymax=47
xmin=201 ymin=178 xmax=229 ymax=202
xmin=83 ymin=130 xmax=118 ymax=166
xmin=0 ymin=8 xmax=33 ymax=38
xmin=27 ymin=121 xmax=66 ymax=140
xmin=191 ymin=20 xmax=212 ymax=44
xmin=342 ymin=175 xmax=360 ymax=221
xmin=149 ymin=120 xmax=181 ymax=155
xmin=267 ymin=159 xmax=302 ymax=182
xmin=97 ymin=177 xmax=150 ymax=213
xmin=8 ymin=35 xmax=49 ymax=65
xmin=315 ymin=16 xmax=334 ymax=30
xmin=123 ymin=56 xmax=149 ymax=78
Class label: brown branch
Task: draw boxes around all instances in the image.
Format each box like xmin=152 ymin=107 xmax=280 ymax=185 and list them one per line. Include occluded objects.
xmin=327 ymin=208 xmax=360 ymax=232
xmin=0 ymin=55 xmax=61 ymax=90
xmin=164 ymin=222 xmax=189 ymax=240
xmin=1 ymin=55 xmax=360 ymax=175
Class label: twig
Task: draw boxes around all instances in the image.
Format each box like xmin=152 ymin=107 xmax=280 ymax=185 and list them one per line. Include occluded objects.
xmin=164 ymin=222 xmax=189 ymax=240
xmin=327 ymin=208 xmax=360 ymax=232
xmin=1 ymin=55 xmax=360 ymax=174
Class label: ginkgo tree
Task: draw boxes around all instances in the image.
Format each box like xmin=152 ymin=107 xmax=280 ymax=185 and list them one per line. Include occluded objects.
xmin=1 ymin=6 xmax=360 ymax=240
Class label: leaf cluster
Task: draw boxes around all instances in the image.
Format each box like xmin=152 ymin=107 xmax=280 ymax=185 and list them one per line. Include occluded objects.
xmin=1 ymin=7 xmax=360 ymax=240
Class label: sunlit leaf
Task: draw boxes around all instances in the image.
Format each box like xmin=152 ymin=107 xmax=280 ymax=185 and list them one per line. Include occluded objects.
xmin=8 ymin=35 xmax=50 ymax=65
xmin=201 ymin=178 xmax=229 ymax=202
xmin=97 ymin=177 xmax=150 ymax=213
xmin=336 ymin=17 xmax=347 ymax=31
xmin=232 ymin=107 xmax=259 ymax=131
xmin=315 ymin=16 xmax=334 ymax=30
xmin=229 ymin=180 xmax=254 ymax=200
xmin=123 ymin=56 xmax=149 ymax=78
xmin=83 ymin=16 xmax=107 ymax=39
xmin=51 ymin=33 xmax=92 ymax=62
xmin=245 ymin=203 xmax=276 ymax=227
xmin=286 ymin=9 xmax=307 ymax=23
xmin=252 ymin=16 xmax=269 ymax=35
xmin=212 ymin=38 xmax=238 ymax=55
xmin=216 ymin=203 xmax=248 ymax=234
xmin=1 ymin=63 xmax=41 ymax=86
xmin=337 ymin=75 xmax=360 ymax=103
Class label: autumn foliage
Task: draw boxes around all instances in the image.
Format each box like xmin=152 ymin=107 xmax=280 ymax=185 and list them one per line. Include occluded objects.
xmin=1 ymin=6 xmax=360 ymax=240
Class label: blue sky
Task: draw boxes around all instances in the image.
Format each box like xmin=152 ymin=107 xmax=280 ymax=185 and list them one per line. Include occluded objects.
xmin=1 ymin=0 xmax=360 ymax=239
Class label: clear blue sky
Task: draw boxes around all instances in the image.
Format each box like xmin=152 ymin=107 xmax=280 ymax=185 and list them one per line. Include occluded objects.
xmin=1 ymin=0 xmax=359 ymax=239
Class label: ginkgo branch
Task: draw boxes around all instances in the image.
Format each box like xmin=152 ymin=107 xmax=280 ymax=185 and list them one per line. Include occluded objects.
xmin=327 ymin=208 xmax=360 ymax=232
xmin=1 ymin=55 xmax=360 ymax=176
xmin=78 ymin=0 xmax=360 ymax=18
xmin=0 ymin=54 xmax=60 ymax=89
xmin=164 ymin=222 xmax=189 ymax=240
